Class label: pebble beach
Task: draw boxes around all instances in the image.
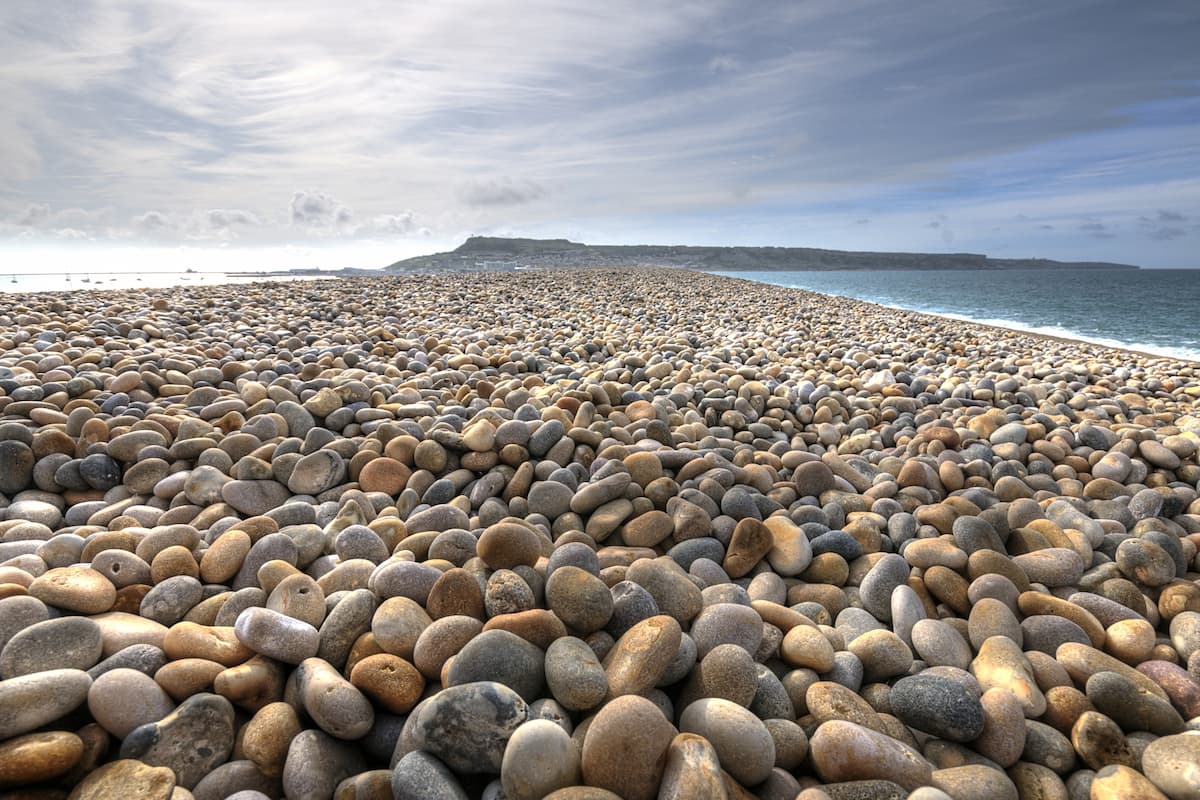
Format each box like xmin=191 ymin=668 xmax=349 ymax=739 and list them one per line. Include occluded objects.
xmin=1 ymin=266 xmax=1199 ymax=800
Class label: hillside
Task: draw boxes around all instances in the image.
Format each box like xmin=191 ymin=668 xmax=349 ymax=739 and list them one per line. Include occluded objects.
xmin=385 ymin=236 xmax=1140 ymax=273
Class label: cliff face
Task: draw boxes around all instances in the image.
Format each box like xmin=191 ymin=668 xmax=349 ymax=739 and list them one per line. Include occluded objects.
xmin=387 ymin=237 xmax=1139 ymax=272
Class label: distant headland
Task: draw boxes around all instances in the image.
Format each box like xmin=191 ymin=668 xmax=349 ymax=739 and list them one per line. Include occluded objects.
xmin=381 ymin=236 xmax=1139 ymax=273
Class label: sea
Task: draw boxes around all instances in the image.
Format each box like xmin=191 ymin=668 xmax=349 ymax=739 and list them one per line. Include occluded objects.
xmin=712 ymin=268 xmax=1200 ymax=363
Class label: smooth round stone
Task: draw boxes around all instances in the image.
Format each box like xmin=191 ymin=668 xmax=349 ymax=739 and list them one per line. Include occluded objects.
xmin=411 ymin=681 xmax=528 ymax=774
xmin=807 ymin=680 xmax=888 ymax=733
xmin=241 ymin=702 xmax=302 ymax=778
xmin=860 ymin=553 xmax=910 ymax=621
xmin=391 ymin=751 xmax=468 ymax=800
xmin=88 ymin=667 xmax=176 ymax=738
xmin=658 ymin=733 xmax=726 ymax=799
xmin=968 ymin=597 xmax=1024 ymax=650
xmin=1089 ymin=764 xmax=1171 ymax=800
xmin=1142 ymin=732 xmax=1200 ymax=800
xmin=545 ymin=566 xmax=613 ymax=633
xmin=972 ymin=687 xmax=1027 ymax=768
xmin=603 ymin=614 xmax=682 ymax=697
xmin=140 ymin=575 xmax=204 ymax=626
xmin=477 ymin=522 xmax=542 ymax=569
xmin=0 ymin=595 xmax=49 ymax=652
xmin=0 ymin=667 xmax=92 ymax=740
xmin=781 ymin=624 xmax=836 ymax=672
xmin=1170 ymin=612 xmax=1200 ymax=662
xmin=0 ymin=615 xmax=103 ymax=678
xmin=286 ymin=450 xmax=345 ymax=495
xmin=679 ymin=697 xmax=775 ymax=786
xmin=235 ymin=607 xmax=320 ymax=664
xmin=1086 ymin=670 xmax=1185 ymax=736
xmin=848 ymin=629 xmax=913 ymax=682
xmin=581 ymin=694 xmax=676 ymax=800
xmin=373 ymin=560 xmax=443 ymax=606
xmin=222 ymin=480 xmax=291 ymax=516
xmin=689 ymin=602 xmax=762 ymax=658
xmin=890 ymin=672 xmax=985 ymax=742
xmin=447 ymin=629 xmax=545 ymax=702
xmin=625 ymin=557 xmax=703 ymax=626
xmin=932 ymin=764 xmax=1018 ymax=800
xmin=1012 ymin=548 xmax=1084 ymax=588
xmin=809 ymin=719 xmax=934 ymax=790
xmin=764 ymin=516 xmax=812 ymax=576
xmin=349 ymin=653 xmax=424 ymax=714
xmin=545 ymin=636 xmax=608 ymax=711
xmin=911 ymin=618 xmax=972 ymax=671
xmin=689 ymin=643 xmax=758 ymax=707
xmin=501 ymin=719 xmax=580 ymax=800
xmin=66 ymin=758 xmax=177 ymax=800
xmin=606 ymin=580 xmax=660 ymax=639
xmin=282 ymin=729 xmax=368 ymax=800
xmin=28 ymin=566 xmax=116 ymax=614
xmin=1070 ymin=710 xmax=1136 ymax=772
xmin=794 ymin=461 xmax=836 ymax=497
xmin=722 ymin=517 xmax=773 ymax=578
xmin=296 ymin=657 xmax=374 ymax=740
xmin=0 ymin=730 xmax=84 ymax=786
xmin=972 ymin=636 xmax=1047 ymax=718
xmin=1022 ymin=615 xmax=1090 ymax=656
xmin=373 ymin=596 xmax=433 ymax=661
xmin=1137 ymin=661 xmax=1200 ymax=720
xmin=1116 ymin=538 xmax=1176 ymax=587
xmin=191 ymin=760 xmax=280 ymax=800
xmin=120 ymin=693 xmax=236 ymax=789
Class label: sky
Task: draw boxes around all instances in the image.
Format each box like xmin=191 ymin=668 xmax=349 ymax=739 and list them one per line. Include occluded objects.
xmin=0 ymin=0 xmax=1198 ymax=272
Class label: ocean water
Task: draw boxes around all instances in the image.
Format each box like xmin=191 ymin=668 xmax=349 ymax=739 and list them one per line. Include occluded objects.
xmin=713 ymin=268 xmax=1200 ymax=362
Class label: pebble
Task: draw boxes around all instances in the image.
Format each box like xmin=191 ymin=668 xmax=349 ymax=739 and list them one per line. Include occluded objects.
xmin=0 ymin=269 xmax=1197 ymax=796
xmin=581 ymin=694 xmax=677 ymax=800
xmin=0 ymin=730 xmax=84 ymax=787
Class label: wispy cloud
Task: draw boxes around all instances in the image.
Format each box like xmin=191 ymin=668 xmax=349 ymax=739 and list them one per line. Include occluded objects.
xmin=0 ymin=0 xmax=1197 ymax=265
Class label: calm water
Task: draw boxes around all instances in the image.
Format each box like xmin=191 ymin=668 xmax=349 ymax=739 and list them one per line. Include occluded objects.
xmin=713 ymin=268 xmax=1200 ymax=362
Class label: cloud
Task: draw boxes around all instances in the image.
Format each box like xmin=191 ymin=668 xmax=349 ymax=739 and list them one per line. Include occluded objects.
xmin=132 ymin=211 xmax=171 ymax=232
xmin=1080 ymin=221 xmax=1117 ymax=239
xmin=1146 ymin=226 xmax=1186 ymax=240
xmin=290 ymin=191 xmax=354 ymax=230
xmin=358 ymin=211 xmax=429 ymax=237
xmin=12 ymin=204 xmax=51 ymax=227
xmin=1156 ymin=209 xmax=1186 ymax=222
xmin=458 ymin=177 xmax=546 ymax=207
xmin=708 ymin=54 xmax=741 ymax=74
xmin=207 ymin=209 xmax=261 ymax=231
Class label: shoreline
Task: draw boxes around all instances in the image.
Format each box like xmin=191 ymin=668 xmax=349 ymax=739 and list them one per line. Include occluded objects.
xmin=9 ymin=263 xmax=1192 ymax=368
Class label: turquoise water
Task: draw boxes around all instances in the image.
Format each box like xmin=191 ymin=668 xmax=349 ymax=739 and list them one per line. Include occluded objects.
xmin=713 ymin=268 xmax=1200 ymax=362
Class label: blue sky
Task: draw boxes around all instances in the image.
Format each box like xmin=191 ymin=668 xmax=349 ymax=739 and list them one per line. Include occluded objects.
xmin=1 ymin=0 xmax=1197 ymax=270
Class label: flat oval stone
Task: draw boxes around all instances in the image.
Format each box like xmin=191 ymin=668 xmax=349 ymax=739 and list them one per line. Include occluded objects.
xmin=66 ymin=758 xmax=176 ymax=800
xmin=391 ymin=750 xmax=468 ymax=800
xmin=0 ymin=615 xmax=103 ymax=678
xmin=890 ymin=672 xmax=985 ymax=742
xmin=477 ymin=522 xmax=542 ymax=569
xmin=545 ymin=636 xmax=608 ymax=711
xmin=296 ymin=657 xmax=374 ymax=740
xmin=88 ymin=667 xmax=176 ymax=738
xmin=602 ymin=614 xmax=682 ymax=697
xmin=0 ymin=667 xmax=92 ymax=740
xmin=282 ymin=729 xmax=367 ymax=800
xmin=411 ymin=681 xmax=528 ymax=773
xmin=234 ymin=607 xmax=320 ymax=664
xmin=0 ymin=731 xmax=84 ymax=786
xmin=120 ymin=692 xmax=236 ymax=789
xmin=501 ymin=719 xmax=581 ymax=800
xmin=28 ymin=566 xmax=115 ymax=614
xmin=446 ymin=628 xmax=545 ymax=702
xmin=809 ymin=719 xmax=934 ymax=791
xmin=1085 ymin=670 xmax=1185 ymax=735
xmin=678 ymin=697 xmax=775 ymax=786
xmin=1141 ymin=732 xmax=1200 ymax=800
xmin=581 ymin=694 xmax=676 ymax=800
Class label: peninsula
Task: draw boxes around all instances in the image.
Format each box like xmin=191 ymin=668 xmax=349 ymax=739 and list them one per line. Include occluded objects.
xmin=383 ymin=236 xmax=1140 ymax=273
